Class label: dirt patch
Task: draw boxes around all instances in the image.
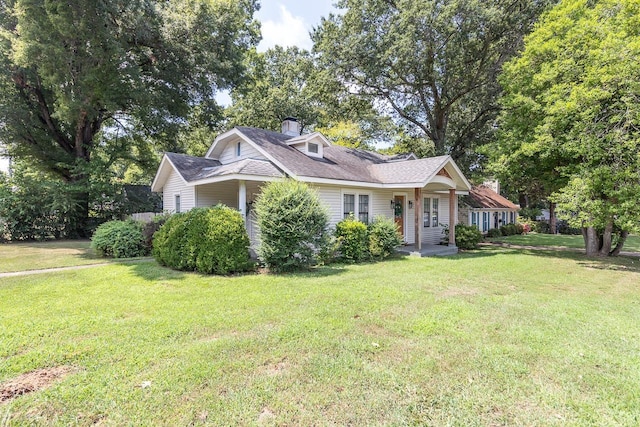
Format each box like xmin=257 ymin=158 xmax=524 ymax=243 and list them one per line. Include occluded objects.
xmin=0 ymin=366 xmax=75 ymax=403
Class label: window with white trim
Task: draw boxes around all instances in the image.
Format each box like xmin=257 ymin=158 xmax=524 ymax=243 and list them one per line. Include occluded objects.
xmin=482 ymin=212 xmax=489 ymax=232
xmin=236 ymin=141 xmax=241 ymax=157
xmin=471 ymin=211 xmax=478 ymax=227
xmin=358 ymin=195 xmax=369 ymax=223
xmin=343 ymin=194 xmax=355 ymax=219
xmin=175 ymin=194 xmax=181 ymax=213
xmin=343 ymin=192 xmax=371 ymax=223
xmin=308 ymin=142 xmax=319 ymax=154
xmin=510 ymin=211 xmax=515 ymax=223
xmin=423 ymin=197 xmax=439 ymax=227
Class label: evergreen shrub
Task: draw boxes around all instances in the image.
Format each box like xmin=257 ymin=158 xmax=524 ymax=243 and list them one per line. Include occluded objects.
xmin=335 ymin=214 xmax=368 ymax=262
xmin=367 ymin=215 xmax=402 ymax=259
xmin=486 ymin=228 xmax=503 ymax=238
xmin=254 ymin=180 xmax=329 ymax=272
xmin=91 ymin=220 xmax=147 ymax=258
xmin=152 ymin=206 xmax=251 ymax=274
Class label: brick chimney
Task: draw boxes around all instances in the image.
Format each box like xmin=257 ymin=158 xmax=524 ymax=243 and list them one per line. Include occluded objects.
xmin=281 ymin=117 xmax=301 ymax=136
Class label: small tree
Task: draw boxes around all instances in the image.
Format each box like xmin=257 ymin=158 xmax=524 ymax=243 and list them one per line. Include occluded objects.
xmin=335 ymin=214 xmax=368 ymax=263
xmin=254 ymin=180 xmax=329 ymax=272
xmin=367 ymin=215 xmax=402 ymax=259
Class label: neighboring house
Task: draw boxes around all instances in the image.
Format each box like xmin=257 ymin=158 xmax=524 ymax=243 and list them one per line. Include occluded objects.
xmin=459 ymin=184 xmax=520 ymax=234
xmin=151 ymin=119 xmax=472 ymax=251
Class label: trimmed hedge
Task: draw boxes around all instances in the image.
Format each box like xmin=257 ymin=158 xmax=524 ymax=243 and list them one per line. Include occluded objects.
xmin=152 ymin=206 xmax=251 ymax=275
xmin=335 ymin=214 xmax=368 ymax=263
xmin=91 ymin=220 xmax=147 ymax=258
xmin=254 ymin=180 xmax=329 ymax=272
xmin=486 ymin=228 xmax=503 ymax=238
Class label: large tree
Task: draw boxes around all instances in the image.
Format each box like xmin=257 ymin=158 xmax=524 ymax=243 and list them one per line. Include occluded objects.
xmin=489 ymin=0 xmax=640 ymax=256
xmin=313 ymin=0 xmax=555 ymax=169
xmin=0 ymin=0 xmax=259 ymax=236
xmin=225 ymin=46 xmax=388 ymax=149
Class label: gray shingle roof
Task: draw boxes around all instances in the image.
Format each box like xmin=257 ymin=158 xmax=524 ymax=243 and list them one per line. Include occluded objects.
xmin=237 ymin=127 xmax=410 ymax=183
xmin=166 ymin=152 xmax=284 ymax=182
xmin=369 ymin=156 xmax=449 ymax=184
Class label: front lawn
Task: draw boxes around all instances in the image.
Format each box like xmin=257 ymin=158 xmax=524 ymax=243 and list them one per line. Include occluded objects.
xmin=0 ymin=240 xmax=102 ymax=273
xmin=2 ymin=249 xmax=639 ymax=425
xmin=490 ymin=232 xmax=640 ymax=252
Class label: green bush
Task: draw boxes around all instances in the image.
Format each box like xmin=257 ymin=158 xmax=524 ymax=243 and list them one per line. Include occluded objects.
xmin=254 ymin=180 xmax=329 ymax=272
xmin=486 ymin=228 xmax=503 ymax=238
xmin=514 ymin=223 xmax=525 ymax=234
xmin=91 ymin=220 xmax=147 ymax=258
xmin=500 ymin=223 xmax=518 ymax=236
xmin=152 ymin=206 xmax=251 ymax=275
xmin=443 ymin=224 xmax=483 ymax=249
xmin=142 ymin=214 xmax=169 ymax=251
xmin=367 ymin=215 xmax=402 ymax=259
xmin=335 ymin=214 xmax=369 ymax=262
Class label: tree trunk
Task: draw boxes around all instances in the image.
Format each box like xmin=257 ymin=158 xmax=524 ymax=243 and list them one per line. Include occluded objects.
xmin=549 ymin=202 xmax=557 ymax=234
xmin=610 ymin=230 xmax=629 ymax=256
xmin=583 ymin=226 xmax=600 ymax=257
xmin=599 ymin=221 xmax=614 ymax=257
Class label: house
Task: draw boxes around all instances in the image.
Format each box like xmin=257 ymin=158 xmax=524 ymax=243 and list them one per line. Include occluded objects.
xmin=458 ymin=182 xmax=520 ymax=234
xmin=151 ymin=119 xmax=472 ymax=253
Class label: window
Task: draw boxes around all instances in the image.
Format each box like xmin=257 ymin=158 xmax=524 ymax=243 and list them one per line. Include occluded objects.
xmin=423 ymin=197 xmax=431 ymax=227
xmin=308 ymin=142 xmax=319 ymax=154
xmin=471 ymin=211 xmax=478 ymax=227
xmin=343 ymin=194 xmax=355 ymax=219
xmin=175 ymin=194 xmax=181 ymax=213
xmin=432 ymin=198 xmax=439 ymax=227
xmin=510 ymin=211 xmax=515 ymax=223
xmin=236 ymin=141 xmax=241 ymax=157
xmin=358 ymin=195 xmax=369 ymax=223
xmin=501 ymin=212 xmax=507 ymax=225
xmin=423 ymin=197 xmax=440 ymax=228
xmin=343 ymin=192 xmax=370 ymax=223
xmin=482 ymin=212 xmax=489 ymax=232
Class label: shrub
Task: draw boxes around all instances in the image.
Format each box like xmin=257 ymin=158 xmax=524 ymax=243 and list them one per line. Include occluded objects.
xmin=367 ymin=215 xmax=402 ymax=259
xmin=335 ymin=214 xmax=369 ymax=262
xmin=500 ymin=223 xmax=518 ymax=236
xmin=535 ymin=220 xmax=551 ymax=234
xmin=91 ymin=220 xmax=147 ymax=258
xmin=153 ymin=206 xmax=251 ymax=275
xmin=486 ymin=228 xmax=503 ymax=238
xmin=514 ymin=223 xmax=525 ymax=234
xmin=443 ymin=224 xmax=483 ymax=249
xmin=142 ymin=214 xmax=169 ymax=251
xmin=254 ymin=180 xmax=329 ymax=272
xmin=557 ymin=220 xmax=581 ymax=235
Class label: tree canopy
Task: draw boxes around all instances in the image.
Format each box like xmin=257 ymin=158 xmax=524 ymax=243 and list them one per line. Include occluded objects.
xmin=313 ymin=0 xmax=554 ymax=169
xmin=0 ymin=0 xmax=259 ymax=235
xmin=488 ymin=0 xmax=640 ymax=256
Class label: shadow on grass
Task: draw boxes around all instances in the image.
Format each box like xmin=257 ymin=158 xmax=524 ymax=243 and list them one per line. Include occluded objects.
xmin=450 ymin=245 xmax=640 ymax=273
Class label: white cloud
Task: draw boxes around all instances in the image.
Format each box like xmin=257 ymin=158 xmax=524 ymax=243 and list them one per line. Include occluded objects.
xmin=258 ymin=5 xmax=312 ymax=52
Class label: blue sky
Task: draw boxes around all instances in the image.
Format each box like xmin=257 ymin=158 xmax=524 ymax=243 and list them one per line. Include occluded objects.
xmin=256 ymin=0 xmax=337 ymax=51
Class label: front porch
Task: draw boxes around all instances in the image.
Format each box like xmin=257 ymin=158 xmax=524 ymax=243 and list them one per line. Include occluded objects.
xmin=396 ymin=244 xmax=459 ymax=257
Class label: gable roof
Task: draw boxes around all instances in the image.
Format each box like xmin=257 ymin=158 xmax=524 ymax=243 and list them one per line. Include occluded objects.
xmin=154 ymin=126 xmax=472 ymax=191
xmin=463 ymin=185 xmax=519 ymax=210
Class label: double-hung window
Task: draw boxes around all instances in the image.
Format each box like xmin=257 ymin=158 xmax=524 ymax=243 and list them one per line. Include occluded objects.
xmin=358 ymin=195 xmax=369 ymax=223
xmin=423 ymin=197 xmax=431 ymax=227
xmin=343 ymin=192 xmax=370 ymax=223
xmin=343 ymin=194 xmax=355 ymax=219
xmin=423 ymin=197 xmax=440 ymax=227
xmin=510 ymin=212 xmax=515 ymax=223
xmin=501 ymin=212 xmax=507 ymax=225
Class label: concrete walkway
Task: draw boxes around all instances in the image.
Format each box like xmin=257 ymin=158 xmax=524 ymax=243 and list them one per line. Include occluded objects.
xmin=0 ymin=257 xmax=154 ymax=279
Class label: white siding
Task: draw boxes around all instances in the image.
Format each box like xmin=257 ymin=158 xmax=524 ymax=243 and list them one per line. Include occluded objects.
xmin=421 ymin=194 xmax=449 ymax=246
xmin=219 ymin=140 xmax=265 ymax=164
xmin=196 ymin=181 xmax=238 ymax=208
xmin=162 ymin=169 xmax=195 ymax=212
xmin=314 ymin=185 xmax=342 ymax=226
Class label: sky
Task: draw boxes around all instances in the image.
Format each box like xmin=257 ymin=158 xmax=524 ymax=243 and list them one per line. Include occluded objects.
xmin=256 ymin=0 xmax=337 ymax=52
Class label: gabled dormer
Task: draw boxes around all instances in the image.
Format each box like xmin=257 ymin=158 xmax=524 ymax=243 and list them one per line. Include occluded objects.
xmin=285 ymin=132 xmax=331 ymax=159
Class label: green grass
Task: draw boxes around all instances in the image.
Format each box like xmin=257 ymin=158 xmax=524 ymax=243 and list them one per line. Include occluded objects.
xmin=2 ymin=250 xmax=640 ymax=425
xmin=0 ymin=240 xmax=105 ymax=273
xmin=491 ymin=233 xmax=640 ymax=252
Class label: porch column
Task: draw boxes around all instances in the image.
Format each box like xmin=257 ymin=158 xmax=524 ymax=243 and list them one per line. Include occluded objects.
xmin=238 ymin=180 xmax=247 ymax=219
xmin=449 ymin=188 xmax=456 ymax=246
xmin=414 ymin=187 xmax=422 ymax=250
